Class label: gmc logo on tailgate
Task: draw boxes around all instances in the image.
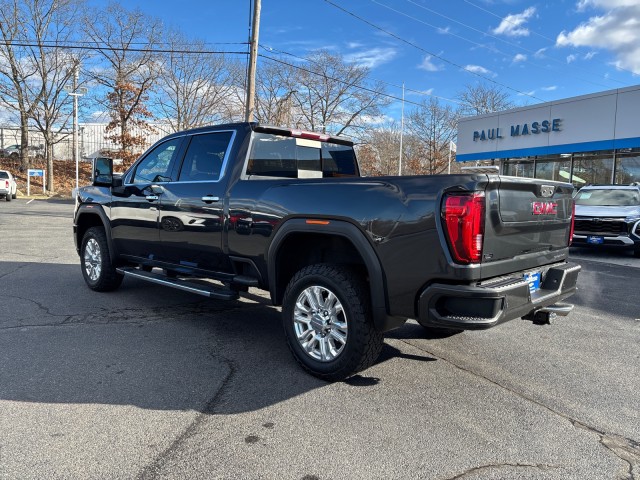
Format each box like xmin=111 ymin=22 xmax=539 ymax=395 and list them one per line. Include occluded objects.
xmin=532 ymin=201 xmax=557 ymax=215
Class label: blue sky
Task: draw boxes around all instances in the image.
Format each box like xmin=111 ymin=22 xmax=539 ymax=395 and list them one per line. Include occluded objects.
xmin=75 ymin=0 xmax=640 ymax=120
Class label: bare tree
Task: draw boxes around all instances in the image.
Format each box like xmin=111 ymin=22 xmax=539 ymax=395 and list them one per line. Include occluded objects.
xmin=357 ymin=121 xmax=405 ymax=176
xmin=456 ymin=83 xmax=515 ymax=117
xmin=284 ymin=51 xmax=390 ymax=137
xmin=83 ymin=2 xmax=162 ymax=161
xmin=407 ymin=97 xmax=458 ymax=175
xmin=254 ymin=60 xmax=297 ymax=126
xmin=153 ymin=30 xmax=237 ymax=132
xmin=28 ymin=0 xmax=87 ymax=191
xmin=0 ymin=0 xmax=49 ymax=171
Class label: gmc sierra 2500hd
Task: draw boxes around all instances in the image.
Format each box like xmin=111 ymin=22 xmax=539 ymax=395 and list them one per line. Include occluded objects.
xmin=74 ymin=122 xmax=580 ymax=380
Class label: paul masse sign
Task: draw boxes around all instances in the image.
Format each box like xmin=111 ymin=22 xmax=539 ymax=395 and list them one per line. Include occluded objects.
xmin=473 ymin=119 xmax=562 ymax=142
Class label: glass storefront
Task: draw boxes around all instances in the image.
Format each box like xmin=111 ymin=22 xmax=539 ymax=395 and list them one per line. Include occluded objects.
xmin=501 ymin=149 xmax=640 ymax=187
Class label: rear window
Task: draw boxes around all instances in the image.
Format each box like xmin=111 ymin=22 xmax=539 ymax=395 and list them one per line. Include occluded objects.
xmin=246 ymin=133 xmax=358 ymax=179
xmin=0 ymin=172 xmax=8 ymax=179
xmin=575 ymin=189 xmax=640 ymax=206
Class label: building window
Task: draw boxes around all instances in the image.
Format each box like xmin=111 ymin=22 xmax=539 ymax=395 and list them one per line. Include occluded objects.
xmin=615 ymin=150 xmax=640 ymax=184
xmin=503 ymin=159 xmax=533 ymax=177
xmin=573 ymin=152 xmax=614 ymax=185
xmin=535 ymin=156 xmax=571 ymax=183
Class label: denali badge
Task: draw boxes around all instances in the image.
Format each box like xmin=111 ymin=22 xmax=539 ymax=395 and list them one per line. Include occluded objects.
xmin=532 ymin=201 xmax=557 ymax=215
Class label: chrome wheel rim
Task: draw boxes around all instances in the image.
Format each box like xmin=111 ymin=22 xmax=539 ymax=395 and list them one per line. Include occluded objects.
xmin=293 ymin=285 xmax=348 ymax=362
xmin=84 ymin=238 xmax=102 ymax=282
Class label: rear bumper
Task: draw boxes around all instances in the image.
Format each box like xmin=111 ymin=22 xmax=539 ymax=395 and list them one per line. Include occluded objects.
xmin=417 ymin=262 xmax=581 ymax=330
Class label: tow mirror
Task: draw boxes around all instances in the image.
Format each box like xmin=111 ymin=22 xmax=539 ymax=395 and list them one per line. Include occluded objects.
xmin=93 ymin=157 xmax=113 ymax=186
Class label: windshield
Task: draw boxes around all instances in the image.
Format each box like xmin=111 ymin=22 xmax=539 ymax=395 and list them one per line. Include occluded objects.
xmin=575 ymin=189 xmax=640 ymax=206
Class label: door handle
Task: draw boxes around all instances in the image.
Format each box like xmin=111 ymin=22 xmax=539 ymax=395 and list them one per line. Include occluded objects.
xmin=201 ymin=196 xmax=220 ymax=203
xmin=145 ymin=195 xmax=159 ymax=202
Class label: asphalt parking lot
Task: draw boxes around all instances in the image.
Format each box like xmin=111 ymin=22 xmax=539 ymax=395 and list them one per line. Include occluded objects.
xmin=0 ymin=199 xmax=638 ymax=480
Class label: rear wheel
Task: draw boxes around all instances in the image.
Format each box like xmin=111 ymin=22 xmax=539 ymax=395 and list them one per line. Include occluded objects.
xmin=282 ymin=264 xmax=383 ymax=381
xmin=80 ymin=226 xmax=123 ymax=291
xmin=5 ymin=193 xmax=10 ymax=202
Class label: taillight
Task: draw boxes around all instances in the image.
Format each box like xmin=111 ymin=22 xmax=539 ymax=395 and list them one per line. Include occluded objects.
xmin=569 ymin=201 xmax=575 ymax=246
xmin=442 ymin=192 xmax=485 ymax=264
xmin=3 ymin=180 xmax=8 ymax=189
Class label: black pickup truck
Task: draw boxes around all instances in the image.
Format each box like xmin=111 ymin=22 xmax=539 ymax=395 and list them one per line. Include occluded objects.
xmin=74 ymin=122 xmax=580 ymax=380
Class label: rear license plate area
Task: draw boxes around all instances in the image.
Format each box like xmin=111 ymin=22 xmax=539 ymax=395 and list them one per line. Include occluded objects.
xmin=524 ymin=271 xmax=541 ymax=293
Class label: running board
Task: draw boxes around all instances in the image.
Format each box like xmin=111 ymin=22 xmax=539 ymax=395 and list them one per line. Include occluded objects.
xmin=116 ymin=267 xmax=239 ymax=301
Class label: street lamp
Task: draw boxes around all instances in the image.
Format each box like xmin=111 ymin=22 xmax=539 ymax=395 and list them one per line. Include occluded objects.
xmin=64 ymin=64 xmax=88 ymax=192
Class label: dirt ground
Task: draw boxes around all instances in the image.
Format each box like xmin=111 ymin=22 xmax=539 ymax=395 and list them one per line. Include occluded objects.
xmin=0 ymin=157 xmax=93 ymax=198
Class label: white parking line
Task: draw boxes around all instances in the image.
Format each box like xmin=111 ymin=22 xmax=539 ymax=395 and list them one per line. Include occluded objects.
xmin=26 ymin=199 xmax=34 ymax=204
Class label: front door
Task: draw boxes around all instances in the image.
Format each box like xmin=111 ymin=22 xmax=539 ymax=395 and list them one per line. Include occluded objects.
xmin=110 ymin=137 xmax=183 ymax=262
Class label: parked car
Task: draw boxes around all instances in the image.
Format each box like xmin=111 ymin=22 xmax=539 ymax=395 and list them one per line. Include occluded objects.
xmin=0 ymin=170 xmax=17 ymax=201
xmin=572 ymin=184 xmax=640 ymax=257
xmin=0 ymin=144 xmax=43 ymax=159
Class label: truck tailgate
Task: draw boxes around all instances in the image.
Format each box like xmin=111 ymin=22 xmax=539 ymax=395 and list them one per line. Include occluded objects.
xmin=481 ymin=176 xmax=574 ymax=267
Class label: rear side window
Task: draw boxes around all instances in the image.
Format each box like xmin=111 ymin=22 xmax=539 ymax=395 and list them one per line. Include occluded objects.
xmin=178 ymin=131 xmax=234 ymax=182
xmin=0 ymin=172 xmax=8 ymax=179
xmin=247 ymin=133 xmax=358 ymax=178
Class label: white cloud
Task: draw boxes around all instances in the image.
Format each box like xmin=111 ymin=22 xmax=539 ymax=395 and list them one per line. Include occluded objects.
xmin=534 ymin=47 xmax=547 ymax=58
xmin=584 ymin=51 xmax=598 ymax=60
xmin=513 ymin=53 xmax=527 ymax=63
xmin=418 ymin=55 xmax=442 ymax=72
xmin=347 ymin=42 xmax=364 ymax=49
xmin=344 ymin=47 xmax=397 ymax=69
xmin=541 ymin=85 xmax=558 ymax=91
xmin=517 ymin=90 xmax=536 ymax=97
xmin=465 ymin=64 xmax=496 ymax=77
xmin=492 ymin=7 xmax=536 ymax=37
xmin=567 ymin=54 xmax=578 ymax=63
xmin=557 ymin=1 xmax=640 ymax=74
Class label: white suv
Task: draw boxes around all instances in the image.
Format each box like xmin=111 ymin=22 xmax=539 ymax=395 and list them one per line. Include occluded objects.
xmin=0 ymin=170 xmax=17 ymax=201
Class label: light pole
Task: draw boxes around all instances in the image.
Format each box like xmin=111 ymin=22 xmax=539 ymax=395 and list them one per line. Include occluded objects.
xmin=64 ymin=63 xmax=87 ymax=191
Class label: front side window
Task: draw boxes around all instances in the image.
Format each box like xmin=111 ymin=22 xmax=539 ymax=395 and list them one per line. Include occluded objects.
xmin=178 ymin=132 xmax=234 ymax=182
xmin=132 ymin=138 xmax=182 ymax=184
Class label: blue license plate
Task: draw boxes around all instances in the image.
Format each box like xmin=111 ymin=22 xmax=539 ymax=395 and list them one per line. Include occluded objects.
xmin=587 ymin=235 xmax=604 ymax=245
xmin=524 ymin=271 xmax=541 ymax=293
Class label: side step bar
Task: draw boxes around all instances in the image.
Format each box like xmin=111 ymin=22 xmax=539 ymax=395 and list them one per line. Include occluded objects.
xmin=116 ymin=267 xmax=239 ymax=301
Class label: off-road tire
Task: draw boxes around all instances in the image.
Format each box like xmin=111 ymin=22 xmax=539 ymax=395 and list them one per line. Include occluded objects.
xmin=80 ymin=226 xmax=123 ymax=292
xmin=282 ymin=264 xmax=384 ymax=382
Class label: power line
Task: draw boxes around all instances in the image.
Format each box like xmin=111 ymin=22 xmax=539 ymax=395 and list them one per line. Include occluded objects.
xmin=0 ymin=41 xmax=247 ymax=56
xmin=259 ymin=44 xmax=462 ymax=105
xmin=372 ymin=0 xmax=626 ymax=90
xmin=462 ymin=0 xmax=637 ymax=79
xmin=322 ymin=0 xmax=545 ymax=101
xmin=259 ymin=53 xmax=429 ymax=109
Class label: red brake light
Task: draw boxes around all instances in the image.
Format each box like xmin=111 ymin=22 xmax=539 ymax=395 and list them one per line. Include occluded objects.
xmin=442 ymin=192 xmax=485 ymax=264
xmin=569 ymin=201 xmax=575 ymax=246
xmin=290 ymin=129 xmax=330 ymax=142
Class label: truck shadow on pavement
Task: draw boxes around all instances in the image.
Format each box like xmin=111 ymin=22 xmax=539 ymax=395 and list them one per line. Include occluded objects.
xmin=0 ymin=261 xmax=438 ymax=415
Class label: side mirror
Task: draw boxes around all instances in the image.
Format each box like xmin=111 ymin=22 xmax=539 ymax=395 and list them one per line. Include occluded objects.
xmin=93 ymin=157 xmax=113 ymax=186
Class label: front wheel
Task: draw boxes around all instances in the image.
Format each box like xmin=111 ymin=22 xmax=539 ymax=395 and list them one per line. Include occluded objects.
xmin=282 ymin=264 xmax=384 ymax=381
xmin=80 ymin=226 xmax=123 ymax=291
xmin=5 ymin=194 xmax=10 ymax=202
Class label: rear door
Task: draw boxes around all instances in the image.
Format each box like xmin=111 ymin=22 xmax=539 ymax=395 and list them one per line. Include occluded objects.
xmin=481 ymin=176 xmax=574 ymax=269
xmin=158 ymin=130 xmax=236 ymax=273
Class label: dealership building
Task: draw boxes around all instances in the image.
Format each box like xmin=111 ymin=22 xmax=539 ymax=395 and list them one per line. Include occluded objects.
xmin=456 ymin=85 xmax=640 ymax=186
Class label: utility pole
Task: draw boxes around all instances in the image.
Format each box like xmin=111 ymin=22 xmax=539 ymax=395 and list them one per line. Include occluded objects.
xmin=244 ymin=0 xmax=261 ymax=122
xmin=64 ymin=60 xmax=87 ymax=192
xmin=398 ymin=82 xmax=404 ymax=176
